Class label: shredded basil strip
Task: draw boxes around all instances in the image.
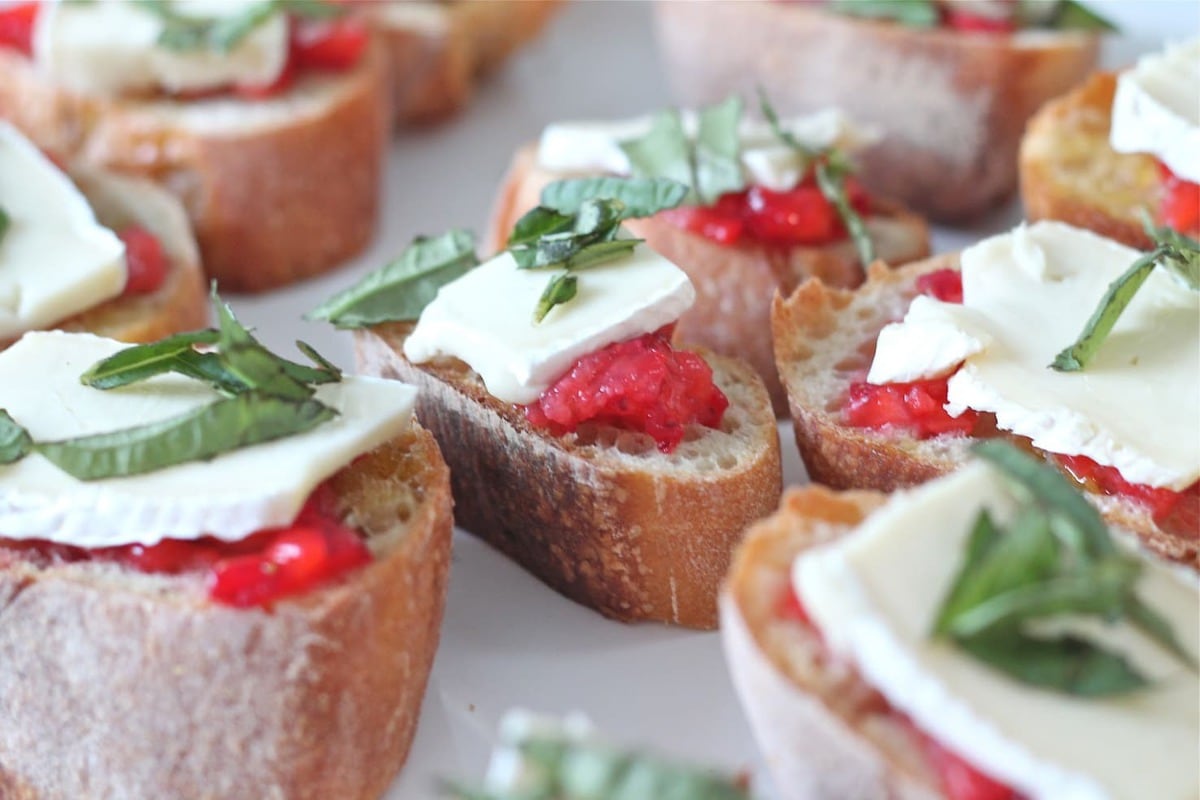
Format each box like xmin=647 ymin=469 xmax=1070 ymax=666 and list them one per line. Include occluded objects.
xmin=931 ymin=442 xmax=1196 ymax=696
xmin=828 ymin=0 xmax=940 ymax=27
xmin=142 ymin=0 xmax=341 ymax=53
xmin=0 ymin=410 xmax=32 ymax=465
xmin=34 ymin=394 xmax=334 ymax=481
xmin=759 ymin=89 xmax=875 ymax=266
xmin=441 ymin=736 xmax=750 ymax=800
xmin=0 ymin=206 xmax=9 ymax=247
xmin=533 ymin=273 xmax=577 ymax=323
xmin=539 ymin=177 xmax=689 ymax=219
xmin=309 ymin=230 xmax=479 ymax=328
xmin=619 ymin=109 xmax=697 ymax=200
xmin=1041 ymin=0 xmax=1118 ymax=31
xmin=695 ymin=95 xmax=746 ymax=203
xmin=79 ymin=329 xmax=220 ymax=390
xmin=829 ymin=0 xmax=1117 ymax=31
xmin=1051 ymin=220 xmax=1198 ymax=372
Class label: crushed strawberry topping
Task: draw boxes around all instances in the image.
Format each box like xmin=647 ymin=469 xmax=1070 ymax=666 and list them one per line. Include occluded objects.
xmin=118 ymin=225 xmax=169 ymax=296
xmin=0 ymin=2 xmax=36 ymax=56
xmin=916 ymin=268 xmax=964 ymax=303
xmin=845 ymin=376 xmax=980 ymax=439
xmin=524 ymin=329 xmax=729 ymax=454
xmin=660 ymin=176 xmax=872 ymax=248
xmin=1158 ymin=162 xmax=1200 ymax=236
xmin=1 ymin=482 xmax=371 ymax=609
xmin=1056 ymin=452 xmax=1198 ymax=537
xmin=942 ymin=8 xmax=1017 ymax=33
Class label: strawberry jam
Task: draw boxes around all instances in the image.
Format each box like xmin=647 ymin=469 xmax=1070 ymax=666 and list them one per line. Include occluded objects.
xmin=845 ymin=376 xmax=980 ymax=439
xmin=1057 ymin=453 xmax=1199 ymax=539
xmin=0 ymin=1 xmax=36 ymax=55
xmin=916 ymin=268 xmax=964 ymax=303
xmin=1158 ymin=162 xmax=1200 ymax=236
xmin=2 ymin=482 xmax=371 ymax=609
xmin=524 ymin=329 xmax=729 ymax=454
xmin=118 ymin=225 xmax=169 ymax=296
xmin=659 ymin=175 xmax=872 ymax=248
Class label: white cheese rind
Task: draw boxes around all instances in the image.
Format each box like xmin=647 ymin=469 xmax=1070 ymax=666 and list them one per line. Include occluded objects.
xmin=0 ymin=331 xmax=417 ymax=547
xmin=537 ymin=108 xmax=876 ymax=192
xmin=1109 ymin=39 xmax=1200 ymax=183
xmin=867 ymin=221 xmax=1199 ymax=490
xmin=403 ymin=244 xmax=695 ymax=404
xmin=34 ymin=0 xmax=288 ymax=97
xmin=867 ymin=296 xmax=990 ymax=384
xmin=795 ymin=463 xmax=1200 ymax=800
xmin=0 ymin=122 xmax=125 ymax=340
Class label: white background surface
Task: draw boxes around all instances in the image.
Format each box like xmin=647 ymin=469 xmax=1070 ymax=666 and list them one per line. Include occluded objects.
xmin=225 ymin=2 xmax=1196 ymax=796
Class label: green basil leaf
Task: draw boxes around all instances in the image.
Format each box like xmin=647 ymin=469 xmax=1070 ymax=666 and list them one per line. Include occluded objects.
xmin=1050 ymin=246 xmax=1162 ymax=372
xmin=0 ymin=206 xmax=9 ymax=247
xmin=214 ymin=293 xmax=313 ymax=400
xmin=309 ymin=230 xmax=479 ymax=328
xmin=145 ymin=0 xmax=339 ymax=54
xmin=293 ymin=340 xmax=342 ymax=384
xmin=562 ymin=238 xmax=642 ymax=271
xmin=1045 ymin=0 xmax=1119 ymax=32
xmin=695 ymin=95 xmax=746 ymax=204
xmin=540 ymin=177 xmax=689 ymax=220
xmin=816 ymin=159 xmax=875 ymax=266
xmin=34 ymin=394 xmax=335 ymax=481
xmin=509 ymin=206 xmax=575 ymax=248
xmin=573 ymin=198 xmax=626 ymax=238
xmin=828 ymin=0 xmax=940 ymax=27
xmin=960 ymin=631 xmax=1150 ymax=697
xmin=1126 ymin=594 xmax=1200 ymax=671
xmin=0 ymin=409 xmax=32 ymax=465
xmin=169 ymin=350 xmax=251 ymax=396
xmin=619 ymin=109 xmax=696 ymax=201
xmin=533 ymin=273 xmax=577 ymax=324
xmin=933 ymin=506 xmax=1059 ymax=636
xmin=79 ymin=329 xmax=220 ymax=390
xmin=972 ymin=440 xmax=1114 ymax=559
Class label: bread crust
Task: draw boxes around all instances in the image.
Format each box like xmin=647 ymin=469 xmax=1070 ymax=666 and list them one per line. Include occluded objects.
xmin=356 ymin=323 xmax=782 ymax=629
xmin=0 ymin=42 xmax=390 ymax=293
xmin=653 ymin=1 xmax=1099 ymax=222
xmin=372 ymin=0 xmax=562 ymax=125
xmin=487 ymin=145 xmax=931 ymax=415
xmin=1020 ymin=71 xmax=1162 ymax=250
xmin=772 ymin=255 xmax=1198 ymax=566
xmin=0 ymin=427 xmax=453 ymax=800
xmin=721 ymin=485 xmax=943 ymax=800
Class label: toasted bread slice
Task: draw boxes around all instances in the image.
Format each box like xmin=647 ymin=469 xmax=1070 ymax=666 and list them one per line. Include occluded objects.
xmin=1 ymin=165 xmax=207 ymax=350
xmin=371 ymin=0 xmax=562 ymax=125
xmin=772 ymin=256 xmax=1196 ymax=565
xmin=720 ymin=485 xmax=945 ymax=800
xmin=0 ymin=426 xmax=453 ymax=800
xmin=654 ymin=1 xmax=1099 ymax=222
xmin=1020 ymin=71 xmax=1161 ymax=250
xmin=0 ymin=42 xmax=390 ymax=293
xmin=356 ymin=322 xmax=782 ymax=629
xmin=487 ymin=144 xmax=932 ymax=415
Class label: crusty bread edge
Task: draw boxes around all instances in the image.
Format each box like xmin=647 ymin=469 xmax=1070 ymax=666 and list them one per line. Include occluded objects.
xmin=355 ymin=322 xmax=782 ymax=629
xmin=720 ymin=485 xmax=942 ymax=800
xmin=0 ymin=426 xmax=453 ymax=799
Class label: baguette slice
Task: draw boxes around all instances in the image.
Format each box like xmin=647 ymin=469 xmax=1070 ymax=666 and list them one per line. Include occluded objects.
xmin=2 ymin=165 xmax=207 ymax=350
xmin=653 ymin=1 xmax=1099 ymax=222
xmin=720 ymin=485 xmax=944 ymax=800
xmin=0 ymin=41 xmax=390 ymax=293
xmin=772 ymin=255 xmax=1197 ymax=566
xmin=356 ymin=322 xmax=782 ymax=629
xmin=1020 ymin=71 xmax=1162 ymax=250
xmin=487 ymin=144 xmax=931 ymax=415
xmin=370 ymin=0 xmax=562 ymax=125
xmin=0 ymin=426 xmax=453 ymax=800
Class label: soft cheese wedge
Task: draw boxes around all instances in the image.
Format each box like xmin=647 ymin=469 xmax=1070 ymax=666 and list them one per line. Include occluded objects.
xmin=33 ymin=0 xmax=288 ymax=97
xmin=0 ymin=122 xmax=125 ymax=341
xmin=868 ymin=221 xmax=1200 ymax=490
xmin=0 ymin=331 xmax=417 ymax=547
xmin=403 ymin=242 xmax=695 ymax=404
xmin=1109 ymin=38 xmax=1200 ymax=183
xmin=794 ymin=463 xmax=1199 ymax=800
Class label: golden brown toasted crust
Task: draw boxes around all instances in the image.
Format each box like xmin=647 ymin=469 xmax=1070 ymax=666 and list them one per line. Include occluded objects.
xmin=356 ymin=322 xmax=782 ymax=629
xmin=373 ymin=0 xmax=562 ymax=124
xmin=772 ymin=255 xmax=1198 ymax=567
xmin=653 ymin=1 xmax=1100 ymax=222
xmin=0 ymin=43 xmax=390 ymax=293
xmin=0 ymin=427 xmax=452 ymax=800
xmin=1020 ymin=71 xmax=1162 ymax=250
xmin=487 ymin=145 xmax=931 ymax=414
xmin=721 ymin=485 xmax=944 ymax=800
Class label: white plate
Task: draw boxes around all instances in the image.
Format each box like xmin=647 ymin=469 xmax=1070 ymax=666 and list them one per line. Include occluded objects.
xmin=224 ymin=2 xmax=1194 ymax=796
